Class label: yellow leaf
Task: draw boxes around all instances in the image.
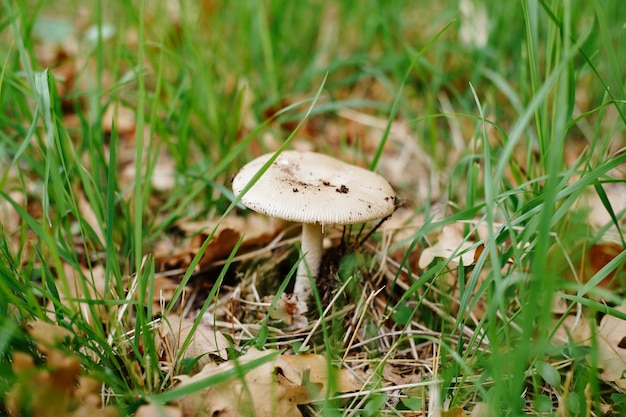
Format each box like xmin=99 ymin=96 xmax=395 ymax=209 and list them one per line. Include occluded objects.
xmin=442 ymin=406 xmax=468 ymax=417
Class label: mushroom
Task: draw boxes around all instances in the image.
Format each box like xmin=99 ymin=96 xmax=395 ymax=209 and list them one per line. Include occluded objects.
xmin=232 ymin=150 xmax=396 ymax=304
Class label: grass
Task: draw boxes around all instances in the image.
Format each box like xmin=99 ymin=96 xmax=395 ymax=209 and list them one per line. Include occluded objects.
xmin=1 ymin=0 xmax=626 ymax=416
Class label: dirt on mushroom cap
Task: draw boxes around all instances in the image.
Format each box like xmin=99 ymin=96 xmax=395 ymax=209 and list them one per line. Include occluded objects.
xmin=232 ymin=151 xmax=396 ymax=225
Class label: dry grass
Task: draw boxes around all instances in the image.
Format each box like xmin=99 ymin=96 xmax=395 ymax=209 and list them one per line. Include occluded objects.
xmin=1 ymin=0 xmax=626 ymax=416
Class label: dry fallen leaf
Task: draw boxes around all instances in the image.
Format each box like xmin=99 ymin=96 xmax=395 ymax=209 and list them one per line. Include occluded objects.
xmin=470 ymin=402 xmax=492 ymax=417
xmin=158 ymin=314 xmax=229 ymax=372
xmin=0 ymin=190 xmax=24 ymax=234
xmin=102 ymin=103 xmax=136 ymax=135
xmin=551 ymin=312 xmax=592 ymax=346
xmin=149 ymin=150 xmax=178 ymax=192
xmin=280 ymin=353 xmax=362 ymax=395
xmin=45 ymin=263 xmax=109 ymax=326
xmin=548 ymin=239 xmax=625 ymax=300
xmin=584 ymin=242 xmax=625 ymax=288
xmin=381 ymin=208 xmax=425 ymax=272
xmin=77 ymin=193 xmax=105 ymax=244
xmin=26 ymin=320 xmax=75 ymax=354
xmin=442 ymin=406 xmax=468 ymax=417
xmin=266 ymin=293 xmax=308 ymax=328
xmin=7 ymin=349 xmax=119 ymax=417
xmin=0 ymin=189 xmax=26 ymax=255
xmin=382 ymin=361 xmax=412 ymax=386
xmin=151 ymin=276 xmax=191 ymax=314
xmin=117 ymin=128 xmax=177 ymax=194
xmin=159 ymin=227 xmax=241 ymax=271
xmin=596 ymin=306 xmax=626 ymax=385
xmin=175 ymin=348 xmax=305 ymax=417
xmin=585 ymin=183 xmax=626 ymax=230
xmin=174 ymin=348 xmax=359 ymax=417
xmin=552 ymin=302 xmax=626 ymax=387
xmin=135 ymin=404 xmax=182 ymax=417
xmin=158 ymin=214 xmax=286 ymax=271
xmin=419 ymin=225 xmax=477 ymax=269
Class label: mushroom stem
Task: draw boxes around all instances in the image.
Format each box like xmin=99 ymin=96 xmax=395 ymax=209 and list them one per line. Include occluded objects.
xmin=293 ymin=223 xmax=323 ymax=303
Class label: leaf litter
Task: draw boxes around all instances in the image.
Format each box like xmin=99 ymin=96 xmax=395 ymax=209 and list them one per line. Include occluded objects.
xmin=4 ymin=5 xmax=626 ymax=417
xmin=596 ymin=306 xmax=626 ymax=388
xmin=157 ymin=314 xmax=230 ymax=372
xmin=174 ymin=348 xmax=360 ymax=417
xmin=12 ymin=144 xmax=622 ymax=416
xmin=6 ymin=90 xmax=626 ymax=417
xmin=7 ymin=321 xmax=119 ymax=417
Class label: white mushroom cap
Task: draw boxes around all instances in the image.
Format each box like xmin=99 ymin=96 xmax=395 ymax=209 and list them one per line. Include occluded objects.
xmin=232 ymin=150 xmax=396 ymax=312
xmin=231 ymin=151 xmax=396 ymax=225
